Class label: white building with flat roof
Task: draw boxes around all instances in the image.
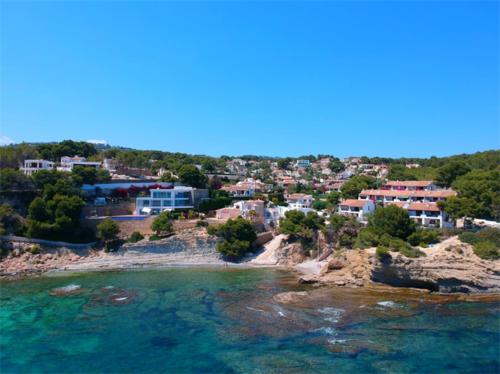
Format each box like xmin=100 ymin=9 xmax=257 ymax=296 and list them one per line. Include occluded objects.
xmin=135 ymin=186 xmax=196 ymax=215
xmin=20 ymin=159 xmax=55 ymax=176
xmin=57 ymin=156 xmax=101 ymax=172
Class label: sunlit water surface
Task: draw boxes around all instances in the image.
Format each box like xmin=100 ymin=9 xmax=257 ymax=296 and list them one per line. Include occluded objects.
xmin=1 ymin=268 xmax=499 ymax=373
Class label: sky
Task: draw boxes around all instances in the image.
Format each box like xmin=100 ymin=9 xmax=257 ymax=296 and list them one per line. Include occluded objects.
xmin=1 ymin=0 xmax=498 ymax=158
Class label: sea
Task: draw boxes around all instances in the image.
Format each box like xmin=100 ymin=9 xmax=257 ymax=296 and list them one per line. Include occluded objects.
xmin=1 ymin=268 xmax=499 ymax=373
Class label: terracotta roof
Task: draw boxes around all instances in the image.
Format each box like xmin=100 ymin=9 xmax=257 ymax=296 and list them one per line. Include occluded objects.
xmin=360 ymin=189 xmax=457 ymax=198
xmin=384 ymin=180 xmax=434 ymax=187
xmin=287 ymin=193 xmax=313 ymax=200
xmin=387 ymin=201 xmax=441 ymax=212
xmin=340 ymin=199 xmax=370 ymax=208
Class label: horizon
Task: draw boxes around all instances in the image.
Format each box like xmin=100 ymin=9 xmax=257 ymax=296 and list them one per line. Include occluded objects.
xmin=1 ymin=1 xmax=499 ymax=158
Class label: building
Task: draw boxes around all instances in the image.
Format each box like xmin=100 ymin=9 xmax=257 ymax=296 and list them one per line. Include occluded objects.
xmin=215 ymin=200 xmax=266 ymax=222
xmin=102 ymin=158 xmax=117 ymax=173
xmin=286 ymin=193 xmax=314 ymax=209
xmin=382 ymin=180 xmax=436 ymax=191
xmin=358 ymin=189 xmax=456 ymax=204
xmin=221 ymin=178 xmax=270 ymax=198
xmin=135 ymin=186 xmax=208 ymax=215
xmin=388 ymin=201 xmax=453 ymax=228
xmin=338 ymin=199 xmax=375 ymax=222
xmin=295 ymin=159 xmax=311 ymax=169
xmin=20 ymin=159 xmax=55 ymax=176
xmin=58 ymin=156 xmax=101 ymax=172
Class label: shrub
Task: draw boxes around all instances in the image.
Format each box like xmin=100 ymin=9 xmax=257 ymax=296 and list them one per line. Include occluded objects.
xmin=353 ymin=229 xmax=379 ymax=249
xmin=216 ymin=239 xmax=251 ymax=258
xmin=28 ymin=244 xmax=41 ymax=254
xmin=196 ymin=220 xmax=209 ymax=227
xmin=104 ymin=239 xmax=121 ymax=252
xmin=151 ymin=212 xmax=174 ymax=237
xmin=407 ymin=229 xmax=439 ymax=247
xmin=149 ymin=234 xmax=161 ymax=241
xmin=399 ymin=245 xmax=425 ymax=258
xmin=458 ymin=231 xmax=481 ymax=246
xmin=376 ymin=246 xmax=391 ymax=261
xmin=473 ymin=242 xmax=499 ymax=260
xmin=128 ymin=231 xmax=144 ymax=243
xmin=97 ymin=218 xmax=120 ymax=242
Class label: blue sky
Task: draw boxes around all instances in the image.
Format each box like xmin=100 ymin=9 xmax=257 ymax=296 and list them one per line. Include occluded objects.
xmin=1 ymin=1 xmax=498 ymax=158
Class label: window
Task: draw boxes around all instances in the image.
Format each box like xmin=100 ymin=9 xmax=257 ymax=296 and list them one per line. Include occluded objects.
xmin=152 ymin=200 xmax=161 ymax=207
xmin=142 ymin=200 xmax=150 ymax=207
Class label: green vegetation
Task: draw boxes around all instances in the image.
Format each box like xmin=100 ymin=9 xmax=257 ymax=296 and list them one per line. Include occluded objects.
xmin=0 ymin=204 xmax=23 ymax=236
xmin=0 ymin=168 xmax=33 ymax=191
xmin=207 ymin=217 xmax=257 ymax=258
xmin=340 ymin=175 xmax=377 ymax=199
xmin=368 ymin=205 xmax=415 ymax=240
xmin=407 ymin=228 xmax=439 ymax=247
xmin=71 ymin=166 xmax=111 ymax=185
xmin=128 ymin=231 xmax=144 ymax=243
xmin=279 ymin=210 xmax=324 ymax=243
xmin=151 ymin=211 xmax=174 ymax=237
xmin=459 ymin=228 xmax=500 ymax=260
xmin=97 ymin=218 xmax=121 ymax=251
xmin=177 ymin=164 xmax=208 ymax=188
xmin=376 ymin=246 xmax=391 ymax=261
xmin=198 ymin=190 xmax=232 ymax=214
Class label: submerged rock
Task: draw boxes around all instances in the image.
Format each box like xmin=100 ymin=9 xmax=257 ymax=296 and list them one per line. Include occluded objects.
xmin=50 ymin=284 xmax=82 ymax=296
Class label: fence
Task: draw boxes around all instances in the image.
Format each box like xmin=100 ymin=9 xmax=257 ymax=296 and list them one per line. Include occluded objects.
xmin=0 ymin=235 xmax=96 ymax=250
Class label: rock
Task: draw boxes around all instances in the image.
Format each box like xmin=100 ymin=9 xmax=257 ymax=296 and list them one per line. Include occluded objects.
xmin=299 ymin=276 xmax=319 ymax=284
xmin=273 ymin=291 xmax=308 ymax=304
xmin=328 ymin=259 xmax=344 ymax=270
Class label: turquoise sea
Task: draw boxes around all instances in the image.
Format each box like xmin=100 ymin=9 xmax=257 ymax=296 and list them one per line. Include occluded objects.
xmin=1 ymin=268 xmax=499 ymax=374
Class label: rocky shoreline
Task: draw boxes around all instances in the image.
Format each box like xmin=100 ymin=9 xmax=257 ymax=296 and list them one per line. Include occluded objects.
xmin=1 ymin=230 xmax=500 ymax=295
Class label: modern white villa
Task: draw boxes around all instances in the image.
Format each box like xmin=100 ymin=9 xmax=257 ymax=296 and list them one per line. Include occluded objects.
xmin=20 ymin=159 xmax=55 ymax=176
xmin=135 ymin=186 xmax=197 ymax=214
xmin=57 ymin=156 xmax=101 ymax=172
xmin=338 ymin=199 xmax=376 ymax=222
xmin=285 ymin=193 xmax=314 ymax=209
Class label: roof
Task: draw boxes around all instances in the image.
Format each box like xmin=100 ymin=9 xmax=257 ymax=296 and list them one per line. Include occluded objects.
xmin=360 ymin=189 xmax=457 ymax=198
xmin=384 ymin=180 xmax=434 ymax=187
xmin=287 ymin=193 xmax=313 ymax=200
xmin=340 ymin=199 xmax=370 ymax=208
xmin=387 ymin=201 xmax=441 ymax=212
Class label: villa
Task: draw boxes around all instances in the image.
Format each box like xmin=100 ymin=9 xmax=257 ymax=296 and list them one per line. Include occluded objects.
xmin=57 ymin=156 xmax=101 ymax=172
xmin=20 ymin=159 xmax=55 ymax=176
xmin=221 ymin=178 xmax=270 ymax=198
xmin=135 ymin=186 xmax=208 ymax=215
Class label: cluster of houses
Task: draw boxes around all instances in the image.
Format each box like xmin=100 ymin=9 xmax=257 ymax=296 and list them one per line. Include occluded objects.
xmin=338 ymin=180 xmax=456 ymax=228
xmin=20 ymin=155 xmax=458 ymax=229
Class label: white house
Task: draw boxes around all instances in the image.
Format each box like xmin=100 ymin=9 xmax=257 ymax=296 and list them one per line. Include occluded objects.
xmin=135 ymin=186 xmax=196 ymax=215
xmin=20 ymin=159 xmax=55 ymax=176
xmin=285 ymin=193 xmax=314 ymax=209
xmin=57 ymin=156 xmax=101 ymax=172
xmin=338 ymin=199 xmax=375 ymax=222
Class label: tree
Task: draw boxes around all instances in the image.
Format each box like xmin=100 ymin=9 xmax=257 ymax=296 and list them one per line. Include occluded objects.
xmin=435 ymin=161 xmax=471 ymax=187
xmin=0 ymin=168 xmax=33 ymax=191
xmin=340 ymin=176 xmax=377 ymax=199
xmin=325 ymin=191 xmax=341 ymax=206
xmin=438 ymin=197 xmax=478 ymax=224
xmin=159 ymin=171 xmax=178 ymax=183
xmin=329 ymin=158 xmax=345 ymax=173
xmin=71 ymin=166 xmax=110 ymax=186
xmin=0 ymin=204 xmax=22 ymax=235
xmin=178 ymin=164 xmax=208 ymax=188
xmin=279 ymin=210 xmax=324 ymax=241
xmin=209 ymin=217 xmax=257 ymax=259
xmin=451 ymin=169 xmax=500 ymax=220
xmin=151 ymin=211 xmax=174 ymax=236
xmin=32 ymin=170 xmax=70 ymax=189
xmin=97 ymin=218 xmax=120 ymax=242
xmin=368 ymin=205 xmax=415 ymax=240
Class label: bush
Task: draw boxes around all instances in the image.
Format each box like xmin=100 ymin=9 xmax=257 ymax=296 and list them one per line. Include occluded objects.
xmin=216 ymin=239 xmax=251 ymax=258
xmin=104 ymin=239 xmax=121 ymax=252
xmin=368 ymin=205 xmax=415 ymax=240
xmin=399 ymin=245 xmax=425 ymax=258
xmin=28 ymin=244 xmax=41 ymax=254
xmin=149 ymin=234 xmax=161 ymax=241
xmin=128 ymin=231 xmax=144 ymax=243
xmin=151 ymin=212 xmax=174 ymax=236
xmin=407 ymin=229 xmax=439 ymax=247
xmin=376 ymin=246 xmax=391 ymax=261
xmin=473 ymin=242 xmax=499 ymax=260
xmin=196 ymin=220 xmax=209 ymax=227
xmin=97 ymin=218 xmax=120 ymax=242
xmin=354 ymin=229 xmax=379 ymax=249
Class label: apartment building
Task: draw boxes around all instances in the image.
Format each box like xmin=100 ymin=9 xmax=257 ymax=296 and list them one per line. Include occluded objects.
xmin=338 ymin=199 xmax=375 ymax=222
xmin=388 ymin=201 xmax=453 ymax=228
xmin=382 ymin=180 xmax=436 ymax=191
xmin=359 ymin=189 xmax=456 ymax=204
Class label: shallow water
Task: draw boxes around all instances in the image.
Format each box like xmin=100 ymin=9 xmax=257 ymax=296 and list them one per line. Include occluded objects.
xmin=0 ymin=268 xmax=499 ymax=373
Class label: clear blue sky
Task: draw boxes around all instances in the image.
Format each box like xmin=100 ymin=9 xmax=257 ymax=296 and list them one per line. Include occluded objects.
xmin=1 ymin=1 xmax=498 ymax=158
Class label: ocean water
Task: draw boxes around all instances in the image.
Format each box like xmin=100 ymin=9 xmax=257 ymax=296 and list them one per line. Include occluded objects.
xmin=0 ymin=268 xmax=499 ymax=374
